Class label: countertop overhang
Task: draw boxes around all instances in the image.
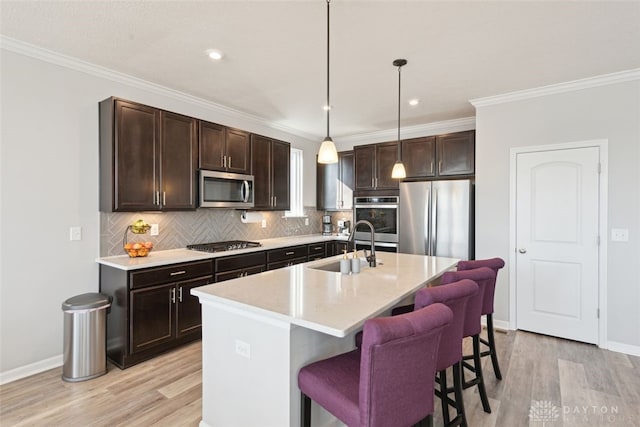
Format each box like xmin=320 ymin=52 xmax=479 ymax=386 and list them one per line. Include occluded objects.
xmin=192 ymin=253 xmax=459 ymax=337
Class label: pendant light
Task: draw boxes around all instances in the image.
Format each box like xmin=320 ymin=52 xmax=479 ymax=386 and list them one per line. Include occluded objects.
xmin=391 ymin=58 xmax=407 ymax=179
xmin=317 ymin=0 xmax=339 ymax=164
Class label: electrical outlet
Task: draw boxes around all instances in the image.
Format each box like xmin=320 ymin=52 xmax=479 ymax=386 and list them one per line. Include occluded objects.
xmin=150 ymin=224 xmax=159 ymax=236
xmin=304 ymin=218 xmax=309 ymax=226
xmin=69 ymin=226 xmax=82 ymax=241
xmin=261 ymin=219 xmax=267 ymax=228
xmin=611 ymin=228 xmax=629 ymax=242
xmin=235 ymin=339 xmax=251 ymax=359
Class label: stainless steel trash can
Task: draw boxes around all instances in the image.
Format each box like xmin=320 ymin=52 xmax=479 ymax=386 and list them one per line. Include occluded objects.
xmin=61 ymin=293 xmax=111 ymax=382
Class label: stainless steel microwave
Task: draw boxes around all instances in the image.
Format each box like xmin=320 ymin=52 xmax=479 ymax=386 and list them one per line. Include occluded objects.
xmin=199 ymin=170 xmax=254 ymax=208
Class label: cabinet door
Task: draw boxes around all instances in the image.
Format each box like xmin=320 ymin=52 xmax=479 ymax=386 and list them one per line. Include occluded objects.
xmin=176 ymin=277 xmax=210 ymax=338
xmin=161 ymin=112 xmax=197 ymax=210
xmin=375 ymin=142 xmax=400 ymax=190
xmin=338 ymin=151 xmax=354 ymax=209
xmin=114 ymin=100 xmax=160 ymax=211
xmin=316 ymin=157 xmax=339 ymax=210
xmin=354 ymin=145 xmax=376 ymax=190
xmin=402 ymin=136 xmax=436 ymax=178
xmin=225 ymin=128 xmax=251 ymax=174
xmin=271 ymin=140 xmax=290 ymax=210
xmin=436 ymin=131 xmax=475 ymax=176
xmin=199 ymin=121 xmax=226 ymax=171
xmin=130 ymin=283 xmax=175 ymax=354
xmin=251 ymin=134 xmax=273 ymax=209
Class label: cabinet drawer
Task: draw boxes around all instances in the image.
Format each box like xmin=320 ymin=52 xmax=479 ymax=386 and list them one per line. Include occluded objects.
xmin=307 ymin=243 xmax=326 ymax=257
xmin=267 ymin=245 xmax=307 ymax=263
xmin=215 ymin=251 xmax=266 ymax=273
xmin=267 ymin=257 xmax=307 ymax=271
xmin=130 ymin=260 xmax=213 ymax=289
xmin=215 ymin=265 xmax=266 ymax=283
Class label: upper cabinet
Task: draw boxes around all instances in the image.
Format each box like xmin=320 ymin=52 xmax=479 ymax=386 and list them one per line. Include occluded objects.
xmin=402 ymin=136 xmax=436 ymax=178
xmin=435 ymin=130 xmax=475 ymax=176
xmin=99 ymin=98 xmax=197 ymax=212
xmin=251 ymin=134 xmax=290 ymax=210
xmin=199 ymin=121 xmax=250 ymax=174
xmin=354 ymin=142 xmax=399 ymax=192
xmin=317 ymin=151 xmax=354 ymax=211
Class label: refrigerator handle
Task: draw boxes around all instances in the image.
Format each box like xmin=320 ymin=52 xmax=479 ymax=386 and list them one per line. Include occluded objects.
xmin=425 ymin=187 xmax=431 ymax=255
xmin=431 ymin=189 xmax=438 ymax=255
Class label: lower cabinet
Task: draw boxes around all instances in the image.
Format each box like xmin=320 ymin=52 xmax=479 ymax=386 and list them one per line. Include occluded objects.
xmin=307 ymin=243 xmax=326 ymax=261
xmin=267 ymin=245 xmax=307 ymax=270
xmin=215 ymin=251 xmax=266 ymax=282
xmin=100 ymin=260 xmax=213 ymax=369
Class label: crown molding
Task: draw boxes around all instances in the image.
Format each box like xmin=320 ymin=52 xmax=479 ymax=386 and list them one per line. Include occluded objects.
xmin=338 ymin=116 xmax=476 ymax=146
xmin=470 ymin=68 xmax=640 ymax=108
xmin=0 ymin=35 xmax=317 ymax=141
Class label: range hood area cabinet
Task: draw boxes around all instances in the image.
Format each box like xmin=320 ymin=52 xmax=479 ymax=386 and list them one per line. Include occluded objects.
xmin=250 ymin=134 xmax=290 ymax=210
xmin=199 ymin=121 xmax=251 ymax=174
xmin=316 ymin=150 xmax=354 ymax=211
xmin=99 ymin=98 xmax=198 ymax=212
xmin=354 ymin=141 xmax=399 ymax=192
xmin=401 ymin=131 xmax=475 ymax=179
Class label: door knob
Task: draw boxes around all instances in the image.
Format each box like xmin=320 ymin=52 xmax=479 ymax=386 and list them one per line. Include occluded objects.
xmin=518 ymin=248 xmax=527 ymax=254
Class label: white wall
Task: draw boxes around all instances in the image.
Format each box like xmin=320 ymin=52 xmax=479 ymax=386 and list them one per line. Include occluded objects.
xmin=475 ymin=79 xmax=640 ymax=348
xmin=0 ymin=48 xmax=318 ymax=377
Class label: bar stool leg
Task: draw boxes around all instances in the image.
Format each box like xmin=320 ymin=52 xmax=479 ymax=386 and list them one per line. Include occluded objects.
xmin=301 ymin=392 xmax=311 ymax=427
xmin=486 ymin=314 xmax=503 ymax=380
xmin=473 ymin=336 xmax=492 ymax=413
xmin=439 ymin=370 xmax=450 ymax=426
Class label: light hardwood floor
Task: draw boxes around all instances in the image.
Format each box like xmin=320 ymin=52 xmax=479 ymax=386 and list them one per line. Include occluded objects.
xmin=1 ymin=330 xmax=639 ymax=426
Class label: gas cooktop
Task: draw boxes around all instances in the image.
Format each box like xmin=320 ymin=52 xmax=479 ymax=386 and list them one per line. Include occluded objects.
xmin=186 ymin=240 xmax=262 ymax=253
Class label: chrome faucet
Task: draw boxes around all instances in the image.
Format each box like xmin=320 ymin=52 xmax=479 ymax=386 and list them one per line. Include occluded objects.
xmin=348 ymin=220 xmax=376 ymax=267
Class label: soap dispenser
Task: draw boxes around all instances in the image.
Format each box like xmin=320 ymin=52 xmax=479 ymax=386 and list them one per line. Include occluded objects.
xmin=340 ymin=249 xmax=351 ymax=274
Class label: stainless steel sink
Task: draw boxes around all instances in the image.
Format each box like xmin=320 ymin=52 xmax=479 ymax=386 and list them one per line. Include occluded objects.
xmin=307 ymin=258 xmax=368 ymax=273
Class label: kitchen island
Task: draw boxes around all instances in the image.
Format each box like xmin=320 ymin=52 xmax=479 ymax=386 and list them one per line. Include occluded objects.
xmin=192 ymin=252 xmax=458 ymax=427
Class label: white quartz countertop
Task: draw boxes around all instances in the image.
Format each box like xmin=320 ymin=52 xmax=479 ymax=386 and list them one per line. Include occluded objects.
xmin=192 ymin=253 xmax=459 ymax=337
xmin=96 ymin=234 xmax=348 ymax=270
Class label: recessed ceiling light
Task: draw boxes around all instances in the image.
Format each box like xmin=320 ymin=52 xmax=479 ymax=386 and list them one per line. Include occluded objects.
xmin=408 ymin=99 xmax=420 ymax=106
xmin=206 ymin=49 xmax=224 ymax=61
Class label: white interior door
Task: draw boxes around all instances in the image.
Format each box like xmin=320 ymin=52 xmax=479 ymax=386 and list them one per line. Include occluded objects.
xmin=515 ymin=146 xmax=600 ymax=344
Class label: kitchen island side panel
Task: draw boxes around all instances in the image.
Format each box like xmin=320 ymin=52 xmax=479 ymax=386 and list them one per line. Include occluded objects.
xmin=199 ymin=299 xmax=353 ymax=427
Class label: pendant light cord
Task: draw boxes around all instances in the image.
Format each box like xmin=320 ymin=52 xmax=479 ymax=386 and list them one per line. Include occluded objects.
xmin=326 ymin=0 xmax=331 ymax=139
xmin=397 ymin=64 xmax=401 ymax=149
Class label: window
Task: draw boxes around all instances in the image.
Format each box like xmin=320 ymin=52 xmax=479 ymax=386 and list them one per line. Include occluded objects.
xmin=285 ymin=148 xmax=305 ymax=217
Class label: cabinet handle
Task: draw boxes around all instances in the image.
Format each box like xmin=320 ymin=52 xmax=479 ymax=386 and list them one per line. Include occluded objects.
xmin=155 ymin=191 xmax=160 ymax=206
xmin=223 ymin=155 xmax=227 ymax=168
xmin=170 ymin=288 xmax=176 ymax=304
xmin=371 ymin=178 xmax=374 ymax=188
xmin=178 ymin=286 xmax=183 ymax=302
xmin=439 ymin=160 xmax=442 ymax=174
xmin=430 ymin=162 xmax=434 ymax=174
xmin=285 ymin=251 xmax=295 ymax=256
xmin=314 ymin=246 xmax=322 ymax=250
xmin=228 ymin=156 xmax=232 ymax=168
xmin=162 ymin=191 xmax=166 ymax=205
xmin=170 ymin=270 xmax=187 ymax=276
xmin=274 ymin=196 xmax=277 ymax=206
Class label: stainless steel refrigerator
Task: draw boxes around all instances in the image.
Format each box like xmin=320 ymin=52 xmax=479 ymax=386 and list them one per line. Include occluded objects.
xmin=399 ymin=180 xmax=474 ymax=260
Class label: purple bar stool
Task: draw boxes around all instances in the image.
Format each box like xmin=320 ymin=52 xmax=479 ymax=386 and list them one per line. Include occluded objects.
xmin=298 ymin=303 xmax=453 ymax=427
xmin=440 ymin=267 xmax=496 ymax=413
xmin=456 ymin=257 xmax=505 ymax=380
xmin=414 ymin=279 xmax=479 ymax=427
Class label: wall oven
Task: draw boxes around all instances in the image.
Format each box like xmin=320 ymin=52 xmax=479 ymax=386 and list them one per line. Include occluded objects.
xmin=353 ymin=196 xmax=399 ymax=251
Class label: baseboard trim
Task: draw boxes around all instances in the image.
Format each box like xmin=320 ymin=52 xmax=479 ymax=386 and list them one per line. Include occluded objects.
xmin=481 ymin=318 xmax=512 ymax=332
xmin=607 ymin=341 xmax=640 ymax=357
xmin=0 ymin=354 xmax=62 ymax=385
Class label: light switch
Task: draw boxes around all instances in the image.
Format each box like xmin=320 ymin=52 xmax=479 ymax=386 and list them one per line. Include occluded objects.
xmin=150 ymin=224 xmax=159 ymax=236
xmin=235 ymin=339 xmax=251 ymax=359
xmin=261 ymin=219 xmax=267 ymax=228
xmin=69 ymin=226 xmax=82 ymax=241
xmin=611 ymin=228 xmax=629 ymax=242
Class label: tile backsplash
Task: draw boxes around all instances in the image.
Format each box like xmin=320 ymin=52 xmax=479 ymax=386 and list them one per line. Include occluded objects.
xmin=100 ymin=208 xmax=352 ymax=256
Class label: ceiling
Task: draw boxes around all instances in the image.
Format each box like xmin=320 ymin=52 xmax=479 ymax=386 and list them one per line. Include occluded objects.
xmin=2 ymin=1 xmax=639 ymax=141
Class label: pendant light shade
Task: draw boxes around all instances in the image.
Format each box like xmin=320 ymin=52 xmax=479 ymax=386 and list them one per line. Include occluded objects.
xmin=391 ymin=58 xmax=407 ymax=179
xmin=317 ymin=0 xmax=338 ymax=164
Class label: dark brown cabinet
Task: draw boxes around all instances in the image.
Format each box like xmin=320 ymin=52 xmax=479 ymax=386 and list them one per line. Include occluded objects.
xmin=402 ymin=136 xmax=436 ymax=179
xmin=317 ymin=151 xmax=354 ymax=211
xmin=267 ymin=245 xmax=307 ymax=270
xmin=100 ymin=259 xmax=213 ymax=369
xmin=199 ymin=121 xmax=250 ymax=174
xmin=354 ymin=142 xmax=399 ymax=192
xmin=215 ymin=251 xmax=266 ymax=282
xmin=99 ymin=98 xmax=197 ymax=212
xmin=436 ymin=131 xmax=475 ymax=176
xmin=251 ymin=134 xmax=290 ymax=210
xmin=307 ymin=243 xmax=326 ymax=261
